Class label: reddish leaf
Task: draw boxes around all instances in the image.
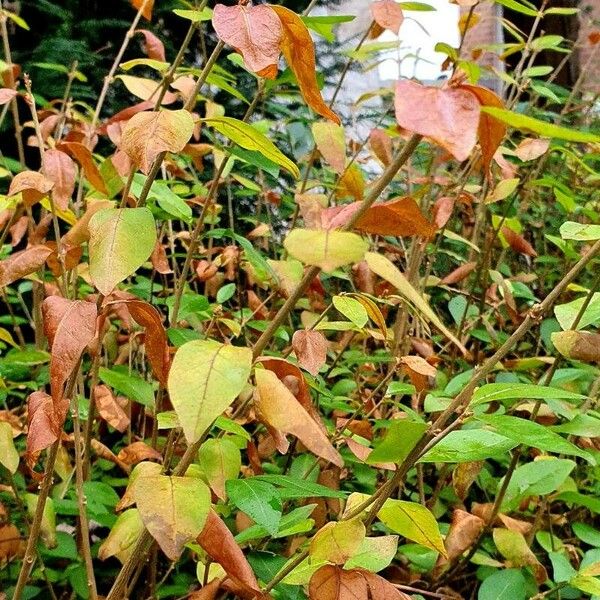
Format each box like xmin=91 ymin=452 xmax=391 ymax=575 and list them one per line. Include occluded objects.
xmin=151 ymin=241 xmax=172 ymax=274
xmin=132 ymin=0 xmax=153 ymax=21
xmin=461 ymin=84 xmax=506 ymax=176
xmin=395 ymin=79 xmax=480 ymax=161
xmin=292 ymin=329 xmax=328 ymax=376
xmin=0 ymin=245 xmax=53 ymax=287
xmin=9 ymin=216 xmax=29 ymax=247
xmin=514 ymin=137 xmax=550 ymax=162
xmin=270 ymin=5 xmax=340 ymax=124
xmin=371 ymin=0 xmax=404 ymax=34
xmin=212 ymin=3 xmax=282 ymax=75
xmin=57 ymin=141 xmax=108 ymax=194
xmin=123 ymin=299 xmax=170 ymax=386
xmin=136 ymin=29 xmax=166 ymax=62
xmin=368 ymin=128 xmax=393 ymax=166
xmin=94 ymin=385 xmax=130 ymax=432
xmin=42 ymin=297 xmax=97 ymax=407
xmin=434 ymin=509 xmax=484 ymax=573
xmin=432 ymin=196 xmax=454 ymax=228
xmin=98 ymin=100 xmax=155 ymax=133
xmin=501 ymin=226 xmax=537 ymax=257
xmin=117 ymin=441 xmax=162 ymax=466
xmin=42 ymin=149 xmax=77 ymax=211
xmin=26 ymin=391 xmax=61 ymax=457
xmin=440 ymin=261 xmax=477 ymax=285
xmin=197 ymin=509 xmax=261 ymax=598
xmin=8 ymin=171 xmax=54 ymax=205
xmin=0 ymin=88 xmax=18 ymax=104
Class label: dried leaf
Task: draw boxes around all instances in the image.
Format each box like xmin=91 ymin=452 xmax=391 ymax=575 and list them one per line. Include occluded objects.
xmin=514 ymin=137 xmax=550 ymax=161
xmin=8 ymin=171 xmax=54 ymax=205
xmin=254 ymin=368 xmax=343 ymax=467
xmin=552 ymin=330 xmax=600 ymax=363
xmin=42 ymin=149 xmax=76 ymax=211
xmin=501 ymin=226 xmax=537 ymax=257
xmin=57 ymin=141 xmax=108 ymax=194
xmin=432 ymin=196 xmax=454 ymax=228
xmin=292 ymin=329 xmax=328 ymax=376
xmin=335 ymin=163 xmax=364 ymax=201
xmin=0 ymin=245 xmax=53 ymax=287
xmin=440 ymin=261 xmax=477 ymax=285
xmin=26 ymin=391 xmax=61 ymax=457
xmin=436 ymin=509 xmax=484 ymax=571
xmin=368 ymin=128 xmax=393 ymax=166
xmin=42 ymin=297 xmax=97 ymax=407
xmin=94 ymin=385 xmax=130 ymax=432
xmin=395 ymin=79 xmax=480 ymax=161
xmin=117 ymin=441 xmax=162 ymax=466
xmin=270 ymin=5 xmax=340 ymax=124
xmin=452 ymin=461 xmax=483 ymax=500
xmin=136 ymin=29 xmax=165 ymax=61
xmin=121 ymin=109 xmax=195 ymax=174
xmin=212 ymin=3 xmax=282 ymax=75
xmin=371 ymin=0 xmax=404 ymax=34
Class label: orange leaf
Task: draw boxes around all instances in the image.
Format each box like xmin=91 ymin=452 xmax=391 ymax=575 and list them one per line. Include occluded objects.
xmin=514 ymin=137 xmax=550 ymax=162
xmin=270 ymin=5 xmax=341 ymax=124
xmin=501 ymin=226 xmax=537 ymax=257
xmin=368 ymin=128 xmax=393 ymax=166
xmin=8 ymin=170 xmax=54 ymax=205
xmin=94 ymin=385 xmax=130 ymax=433
xmin=371 ymin=0 xmax=404 ymax=35
xmin=26 ymin=391 xmax=61 ymax=458
xmin=0 ymin=245 xmax=53 ymax=287
xmin=57 ymin=141 xmax=108 ymax=194
xmin=395 ymin=79 xmax=480 ymax=161
xmin=132 ymin=0 xmax=153 ymax=21
xmin=440 ymin=261 xmax=477 ymax=285
xmin=212 ymin=3 xmax=282 ymax=76
xmin=461 ymin=84 xmax=506 ymax=176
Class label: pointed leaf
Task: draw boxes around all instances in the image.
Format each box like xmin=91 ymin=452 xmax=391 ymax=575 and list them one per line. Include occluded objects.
xmin=99 ymin=508 xmax=144 ymax=564
xmin=198 ymin=438 xmax=241 ymax=500
xmin=371 ymin=0 xmax=404 ymax=34
xmin=292 ymin=329 xmax=328 ymax=376
xmin=0 ymin=421 xmax=19 ymax=474
xmin=312 ymin=121 xmax=346 ymax=174
xmin=42 ymin=149 xmax=76 ymax=211
xmin=0 ymin=245 xmax=53 ymax=287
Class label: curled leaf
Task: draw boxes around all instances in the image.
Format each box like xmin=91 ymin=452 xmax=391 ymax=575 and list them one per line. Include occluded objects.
xmin=371 ymin=0 xmax=404 ymax=34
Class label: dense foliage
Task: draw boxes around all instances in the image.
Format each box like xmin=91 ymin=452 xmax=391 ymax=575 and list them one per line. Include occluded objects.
xmin=0 ymin=1 xmax=599 ymax=599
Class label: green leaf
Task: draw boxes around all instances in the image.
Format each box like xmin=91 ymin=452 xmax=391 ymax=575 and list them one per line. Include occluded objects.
xmin=310 ymin=518 xmax=365 ymax=564
xmin=531 ymin=35 xmax=565 ymax=51
xmin=0 ymin=421 xmax=19 ymax=474
xmin=88 ymin=207 xmax=157 ymax=296
xmin=501 ymin=458 xmax=576 ymax=510
xmin=477 ymin=414 xmax=594 ymax=463
xmin=301 ymin=15 xmax=355 ymax=42
xmin=284 ymin=229 xmax=368 ymax=273
xmin=557 ymin=491 xmax=600 ymax=514
xmin=377 ymin=499 xmax=446 ymax=555
xmin=98 ymin=508 xmax=144 ymax=564
xmin=570 ymin=574 xmax=600 ymax=595
xmin=560 ymin=221 xmax=600 ymax=241
xmin=344 ymin=535 xmax=399 ymax=572
xmin=226 ymin=478 xmax=283 ymax=536
xmin=573 ymin=523 xmax=600 ymax=547
xmin=254 ymin=475 xmax=347 ymax=499
xmin=133 ymin=474 xmax=211 ymax=560
xmin=495 ymin=0 xmax=538 ymax=16
xmin=168 ymin=339 xmax=252 ymax=443
xmin=555 ymin=293 xmax=600 ymax=330
xmin=131 ymin=175 xmax=192 ymax=223
xmin=478 ymin=569 xmax=528 ymax=600
xmin=398 ymin=2 xmax=436 ymax=10
xmin=471 ymin=382 xmax=584 ymax=406
xmin=202 ymin=117 xmax=299 ymax=178
xmin=481 ymin=107 xmax=600 ymax=143
xmin=332 ymin=295 xmax=368 ymax=328
xmin=98 ymin=367 xmax=154 ymax=408
xmin=367 ymin=420 xmax=428 ymax=464
xmin=235 ymin=504 xmax=317 ymax=543
xmin=198 ymin=438 xmax=241 ymax=500
xmin=216 ymin=282 xmax=236 ymax=304
xmin=25 ymin=494 xmax=56 ymax=547
xmin=365 ymin=252 xmax=467 ymax=355
xmin=420 ymin=429 xmax=517 ymax=463
xmin=173 ymin=7 xmax=212 ymax=21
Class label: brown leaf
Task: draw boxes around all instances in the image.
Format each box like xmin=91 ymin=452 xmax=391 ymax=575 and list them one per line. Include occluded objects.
xmin=9 ymin=216 xmax=28 ymax=247
xmin=395 ymin=79 xmax=480 ymax=161
xmin=461 ymin=84 xmax=506 ymax=176
xmin=197 ymin=509 xmax=261 ymax=598
xmin=292 ymin=329 xmax=328 ymax=376
xmin=136 ymin=29 xmax=166 ymax=61
xmin=117 ymin=441 xmax=162 ymax=466
xmin=26 ymin=391 xmax=61 ymax=457
xmin=323 ymin=197 xmax=436 ymax=238
xmin=254 ymin=368 xmax=343 ymax=467
xmin=501 ymin=226 xmax=537 ymax=257
xmin=436 ymin=509 xmax=484 ymax=568
xmin=42 ymin=297 xmax=97 ymax=408
xmin=121 ymin=109 xmax=195 ymax=174
xmin=270 ymin=5 xmax=340 ymax=124
xmin=440 ymin=261 xmax=477 ymax=285
xmin=42 ymin=149 xmax=77 ymax=211
xmin=0 ymin=523 xmax=23 ymax=563
xmin=57 ymin=141 xmax=108 ymax=194
xmin=452 ymin=461 xmax=483 ymax=501
xmin=132 ymin=0 xmax=153 ymax=21
xmin=151 ymin=241 xmax=172 ymax=274
xmin=94 ymin=385 xmax=130 ymax=432
xmin=309 ymin=565 xmax=410 ymax=600
xmin=514 ymin=137 xmax=550 ymax=162
xmin=368 ymin=128 xmax=393 ymax=166
xmin=552 ymin=330 xmax=600 ymax=363
xmin=123 ymin=299 xmax=170 ymax=385
xmin=8 ymin=171 xmax=54 ymax=205
xmin=432 ymin=196 xmax=454 ymax=228
xmin=0 ymin=245 xmax=53 ymax=287
xmin=371 ymin=0 xmax=404 ymax=34
xmin=212 ymin=3 xmax=282 ymax=75
xmin=62 ymin=200 xmax=113 ymax=247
